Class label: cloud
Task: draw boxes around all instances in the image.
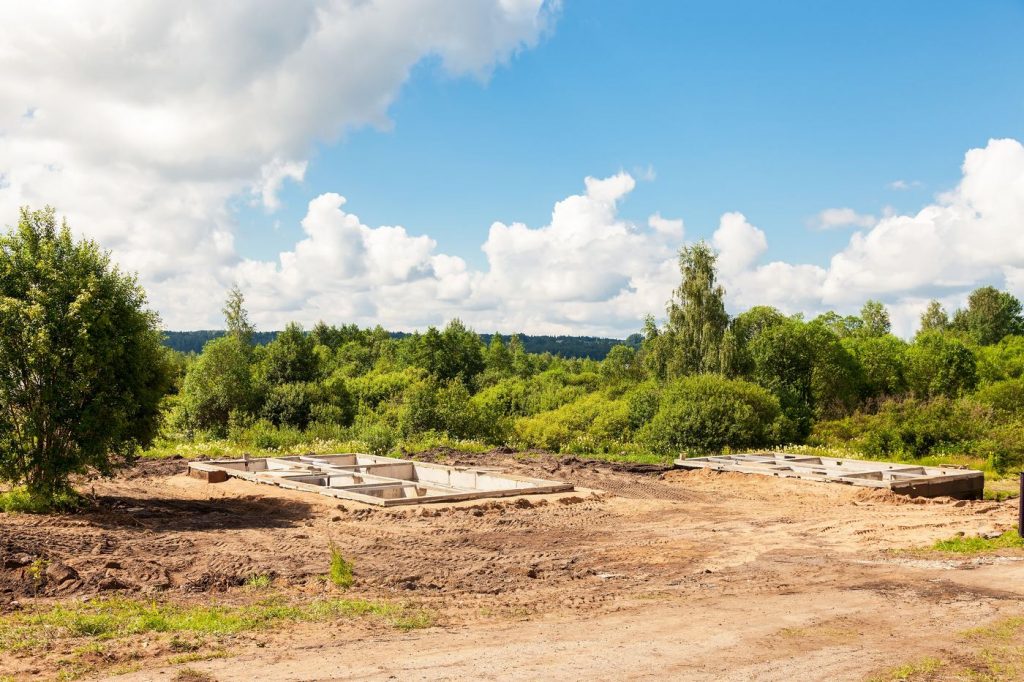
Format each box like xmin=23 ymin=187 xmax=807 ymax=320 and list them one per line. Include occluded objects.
xmin=231 ymin=171 xmax=686 ymax=336
xmin=732 ymin=138 xmax=1024 ymax=337
xmin=2 ymin=7 xmax=1022 ymax=340
xmin=647 ymin=212 xmax=684 ymax=239
xmin=888 ymin=179 xmax=924 ymax=190
xmin=712 ymin=212 xmax=767 ymax=276
xmin=255 ymin=159 xmax=307 ymax=211
xmin=809 ymin=207 xmax=877 ymax=230
xmin=0 ymin=0 xmax=554 ymax=327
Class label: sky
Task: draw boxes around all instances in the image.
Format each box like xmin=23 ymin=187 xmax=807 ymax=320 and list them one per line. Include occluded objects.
xmin=1 ymin=0 xmax=1023 ymax=337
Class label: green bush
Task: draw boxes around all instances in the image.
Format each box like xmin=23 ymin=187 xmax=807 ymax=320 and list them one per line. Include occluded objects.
xmin=178 ymin=335 xmax=255 ymax=436
xmin=352 ymin=422 xmax=399 ymax=455
xmin=231 ymin=419 xmax=307 ymax=450
xmin=261 ymin=382 xmax=316 ymax=429
xmin=625 ymin=382 xmax=660 ymax=430
xmin=512 ymin=392 xmax=630 ymax=453
xmin=809 ymin=397 xmax=990 ymax=460
xmin=906 ymin=332 xmax=978 ymax=399
xmin=638 ymin=374 xmax=781 ymax=455
xmin=0 ymin=487 xmax=82 ymax=513
xmin=348 ymin=368 xmax=422 ymax=409
xmin=975 ymin=378 xmax=1024 ymax=416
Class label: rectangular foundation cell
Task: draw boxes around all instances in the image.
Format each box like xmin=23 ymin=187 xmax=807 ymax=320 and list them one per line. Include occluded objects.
xmin=188 ymin=454 xmax=573 ymax=506
xmin=674 ymin=452 xmax=983 ymax=499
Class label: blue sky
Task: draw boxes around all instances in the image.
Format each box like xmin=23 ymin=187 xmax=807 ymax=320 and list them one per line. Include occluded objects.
xmin=238 ymin=0 xmax=1024 ymax=270
xmin=4 ymin=1 xmax=1024 ymax=335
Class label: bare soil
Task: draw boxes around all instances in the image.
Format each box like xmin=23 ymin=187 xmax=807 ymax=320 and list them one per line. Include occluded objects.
xmin=3 ymin=451 xmax=1024 ymax=681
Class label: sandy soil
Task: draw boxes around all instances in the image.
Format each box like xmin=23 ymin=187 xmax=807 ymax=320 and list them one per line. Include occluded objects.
xmin=3 ymin=451 xmax=1024 ymax=681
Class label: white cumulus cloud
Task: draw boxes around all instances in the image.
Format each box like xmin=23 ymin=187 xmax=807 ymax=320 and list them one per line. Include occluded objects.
xmin=0 ymin=0 xmax=554 ymax=327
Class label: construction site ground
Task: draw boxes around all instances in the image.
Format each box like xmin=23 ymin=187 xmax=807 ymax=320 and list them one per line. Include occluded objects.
xmin=3 ymin=450 xmax=1024 ymax=681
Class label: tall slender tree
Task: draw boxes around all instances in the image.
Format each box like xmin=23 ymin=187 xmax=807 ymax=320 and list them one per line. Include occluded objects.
xmin=663 ymin=242 xmax=730 ymax=376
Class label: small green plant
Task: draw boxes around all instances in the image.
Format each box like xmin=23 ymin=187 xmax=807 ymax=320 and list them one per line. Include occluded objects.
xmin=244 ymin=574 xmax=272 ymax=590
xmin=0 ymin=487 xmax=82 ymax=514
xmin=932 ymin=529 xmax=1024 ymax=553
xmin=328 ymin=543 xmax=354 ymax=589
xmin=27 ymin=558 xmax=49 ymax=594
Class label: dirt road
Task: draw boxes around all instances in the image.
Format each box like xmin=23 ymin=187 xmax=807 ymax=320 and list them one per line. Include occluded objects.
xmin=3 ymin=452 xmax=1024 ymax=680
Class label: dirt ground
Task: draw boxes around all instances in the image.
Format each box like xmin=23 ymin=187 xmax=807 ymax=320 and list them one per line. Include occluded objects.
xmin=3 ymin=451 xmax=1024 ymax=681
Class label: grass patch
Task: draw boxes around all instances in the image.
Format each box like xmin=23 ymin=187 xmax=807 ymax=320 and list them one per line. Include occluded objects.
xmin=173 ymin=668 xmax=217 ymax=682
xmin=869 ymin=656 xmax=944 ymax=681
xmin=931 ymin=529 xmax=1024 ymax=553
xmin=878 ymin=617 xmax=1024 ymax=681
xmin=243 ymin=574 xmax=272 ymax=590
xmin=0 ymin=595 xmax=432 ymax=654
xmin=328 ymin=544 xmax=354 ymax=589
xmin=140 ymin=436 xmax=363 ymax=461
xmin=0 ymin=486 xmax=83 ymax=514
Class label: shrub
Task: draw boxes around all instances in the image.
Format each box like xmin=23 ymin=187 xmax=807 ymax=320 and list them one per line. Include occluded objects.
xmin=352 ymin=422 xmax=399 ymax=455
xmin=178 ymin=335 xmax=255 ymax=436
xmin=809 ymin=397 xmax=991 ymax=460
xmin=512 ymin=392 xmax=630 ymax=453
xmin=625 ymin=382 xmax=660 ymax=430
xmin=0 ymin=487 xmax=82 ymax=513
xmin=261 ymin=382 xmax=316 ymax=429
xmin=0 ymin=207 xmax=172 ymax=497
xmin=638 ymin=374 xmax=781 ymax=455
xmin=906 ymin=332 xmax=978 ymax=399
xmin=975 ymin=378 xmax=1024 ymax=416
xmin=231 ymin=419 xmax=307 ymax=450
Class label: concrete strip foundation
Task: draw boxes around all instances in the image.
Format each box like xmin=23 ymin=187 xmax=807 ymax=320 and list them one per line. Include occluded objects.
xmin=674 ymin=452 xmax=984 ymax=499
xmin=189 ymin=454 xmax=573 ymax=506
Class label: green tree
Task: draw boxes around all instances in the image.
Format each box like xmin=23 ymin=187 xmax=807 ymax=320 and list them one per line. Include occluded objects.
xmin=918 ymin=300 xmax=949 ymax=335
xmin=951 ymin=286 xmax=1024 ymax=345
xmin=507 ymin=334 xmax=532 ymax=376
xmin=485 ymin=333 xmax=512 ymax=376
xmin=859 ymin=300 xmax=891 ymax=337
xmin=257 ymin=322 xmax=317 ymax=385
xmin=906 ymin=331 xmax=978 ymax=398
xmin=804 ymin=321 xmax=863 ymax=419
xmin=747 ymin=319 xmax=815 ymax=438
xmin=178 ymin=335 xmax=255 ymax=435
xmin=412 ymin=320 xmax=486 ymax=382
xmin=662 ymin=242 xmax=730 ymax=376
xmin=0 ymin=207 xmax=171 ymax=497
xmin=729 ymin=306 xmax=787 ymax=375
xmin=814 ymin=311 xmax=863 ymax=339
xmin=843 ymin=334 xmax=909 ymax=399
xmin=601 ymin=344 xmax=641 ymax=383
xmin=222 ymin=284 xmax=254 ymax=344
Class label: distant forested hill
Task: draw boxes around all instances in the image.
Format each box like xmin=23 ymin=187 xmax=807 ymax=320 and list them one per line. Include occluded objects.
xmin=162 ymin=330 xmax=638 ymax=360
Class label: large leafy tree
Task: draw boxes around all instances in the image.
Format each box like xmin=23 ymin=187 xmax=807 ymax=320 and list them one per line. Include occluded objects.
xmin=0 ymin=207 xmax=171 ymax=497
xmin=952 ymin=286 xmax=1024 ymax=345
xmin=906 ymin=331 xmax=978 ymax=399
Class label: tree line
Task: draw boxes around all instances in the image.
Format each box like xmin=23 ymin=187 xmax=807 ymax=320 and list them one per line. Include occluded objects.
xmin=4 ymin=208 xmax=1024 ymax=502
xmin=162 ymin=329 xmax=636 ymax=360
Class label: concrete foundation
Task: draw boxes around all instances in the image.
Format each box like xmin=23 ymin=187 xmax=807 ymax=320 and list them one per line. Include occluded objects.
xmin=674 ymin=452 xmax=984 ymax=499
xmin=188 ymin=454 xmax=573 ymax=506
